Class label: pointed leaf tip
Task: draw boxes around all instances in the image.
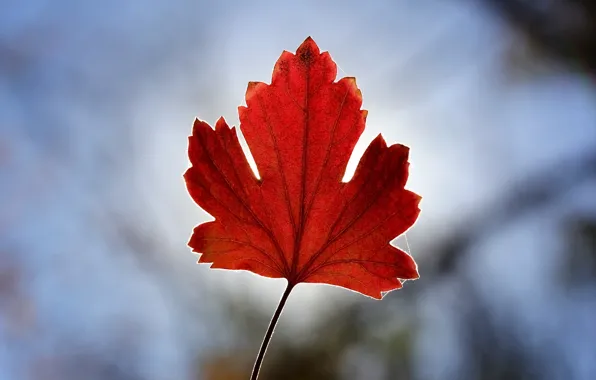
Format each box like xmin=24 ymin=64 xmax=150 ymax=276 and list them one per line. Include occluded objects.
xmin=215 ymin=117 xmax=228 ymax=131
xmin=301 ymin=36 xmax=316 ymax=46
xmin=296 ymin=37 xmax=320 ymax=64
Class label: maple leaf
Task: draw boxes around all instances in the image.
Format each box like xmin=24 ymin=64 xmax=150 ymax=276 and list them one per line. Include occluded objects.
xmin=184 ymin=37 xmax=421 ymax=300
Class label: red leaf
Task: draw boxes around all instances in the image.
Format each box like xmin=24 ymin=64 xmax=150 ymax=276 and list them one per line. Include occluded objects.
xmin=184 ymin=37 xmax=421 ymax=299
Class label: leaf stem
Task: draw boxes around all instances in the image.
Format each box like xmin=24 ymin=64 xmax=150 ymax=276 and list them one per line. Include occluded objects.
xmin=250 ymin=281 xmax=294 ymax=380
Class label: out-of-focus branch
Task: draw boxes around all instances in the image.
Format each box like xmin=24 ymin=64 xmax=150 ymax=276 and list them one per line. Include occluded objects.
xmin=427 ymin=147 xmax=596 ymax=277
xmin=483 ymin=0 xmax=596 ymax=73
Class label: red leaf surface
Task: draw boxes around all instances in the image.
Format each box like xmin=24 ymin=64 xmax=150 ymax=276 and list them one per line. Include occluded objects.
xmin=184 ymin=37 xmax=421 ymax=299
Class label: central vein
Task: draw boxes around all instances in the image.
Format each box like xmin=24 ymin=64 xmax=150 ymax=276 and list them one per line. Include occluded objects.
xmin=291 ymin=61 xmax=310 ymax=280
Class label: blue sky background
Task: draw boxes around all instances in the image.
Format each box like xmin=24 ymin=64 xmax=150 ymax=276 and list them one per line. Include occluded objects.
xmin=2 ymin=0 xmax=596 ymax=379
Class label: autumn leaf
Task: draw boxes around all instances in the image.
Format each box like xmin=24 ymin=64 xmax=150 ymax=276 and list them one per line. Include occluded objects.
xmin=184 ymin=37 xmax=421 ymax=300
xmin=185 ymin=36 xmax=422 ymax=380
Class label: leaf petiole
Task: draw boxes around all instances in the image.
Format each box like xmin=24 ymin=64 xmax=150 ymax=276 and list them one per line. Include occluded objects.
xmin=250 ymin=281 xmax=294 ymax=380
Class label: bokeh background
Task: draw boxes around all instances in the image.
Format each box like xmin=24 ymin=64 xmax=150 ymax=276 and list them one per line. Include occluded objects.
xmin=2 ymin=0 xmax=596 ymax=379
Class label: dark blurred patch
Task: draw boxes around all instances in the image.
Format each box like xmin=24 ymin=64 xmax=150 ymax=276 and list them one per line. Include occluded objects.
xmin=561 ymin=216 xmax=596 ymax=285
xmin=0 ymin=256 xmax=36 ymax=338
xmin=427 ymin=148 xmax=596 ymax=280
xmin=30 ymin=352 xmax=141 ymax=380
xmin=200 ymin=301 xmax=417 ymax=380
xmin=200 ymin=353 xmax=251 ymax=380
xmin=484 ymin=0 xmax=596 ymax=74
xmin=462 ymin=282 xmax=541 ymax=380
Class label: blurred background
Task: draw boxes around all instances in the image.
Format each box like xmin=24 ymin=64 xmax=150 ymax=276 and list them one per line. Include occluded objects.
xmin=1 ymin=0 xmax=595 ymax=379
